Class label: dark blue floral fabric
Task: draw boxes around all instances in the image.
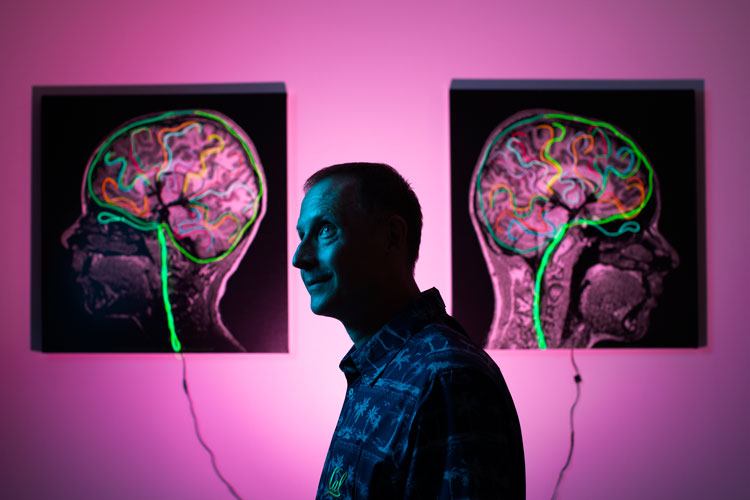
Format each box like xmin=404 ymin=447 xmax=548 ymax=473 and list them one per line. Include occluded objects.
xmin=316 ymin=288 xmax=525 ymax=499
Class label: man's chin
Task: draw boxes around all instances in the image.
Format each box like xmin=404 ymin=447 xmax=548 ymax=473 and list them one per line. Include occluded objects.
xmin=310 ymin=300 xmax=331 ymax=317
xmin=310 ymin=295 xmax=340 ymax=320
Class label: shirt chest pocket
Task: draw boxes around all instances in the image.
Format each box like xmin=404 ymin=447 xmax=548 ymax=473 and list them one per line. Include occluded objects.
xmin=319 ymin=442 xmax=399 ymax=500
xmin=319 ymin=441 xmax=360 ymax=500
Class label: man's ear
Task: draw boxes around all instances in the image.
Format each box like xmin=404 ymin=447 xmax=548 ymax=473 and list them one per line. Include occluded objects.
xmin=385 ymin=214 xmax=408 ymax=254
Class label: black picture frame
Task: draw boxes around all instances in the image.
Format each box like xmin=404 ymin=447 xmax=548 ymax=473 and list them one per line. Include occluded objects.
xmin=32 ymin=83 xmax=288 ymax=353
xmin=450 ymin=79 xmax=705 ymax=349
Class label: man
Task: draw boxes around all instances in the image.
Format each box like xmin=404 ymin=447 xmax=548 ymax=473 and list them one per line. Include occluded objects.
xmin=293 ymin=163 xmax=525 ymax=499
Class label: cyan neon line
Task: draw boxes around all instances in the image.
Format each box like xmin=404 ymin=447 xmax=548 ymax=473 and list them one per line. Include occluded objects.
xmin=588 ymin=220 xmax=641 ymax=237
xmin=97 ymin=211 xmax=158 ymax=231
xmin=615 ymin=147 xmax=636 ymax=175
xmin=507 ymin=140 xmax=549 ymax=171
xmin=558 ymin=175 xmax=586 ymax=205
xmin=191 ymin=183 xmax=252 ymax=201
xmin=589 ymin=126 xmax=612 ymax=156
xmin=157 ymin=123 xmax=201 ymax=182
xmin=506 ymin=209 xmax=557 ymax=242
xmin=597 ymin=151 xmax=636 ymax=194
xmin=158 ymin=225 xmax=182 ymax=353
xmin=205 ymin=211 xmax=239 ymax=232
xmin=104 ymin=151 xmax=151 ymax=192
xmin=175 ymin=204 xmax=240 ymax=252
xmin=191 ymin=182 xmax=258 ymax=213
xmin=176 ymin=205 xmax=203 ymax=234
xmin=129 ymin=127 xmax=155 ymax=174
xmin=172 ymin=224 xmax=216 ymax=252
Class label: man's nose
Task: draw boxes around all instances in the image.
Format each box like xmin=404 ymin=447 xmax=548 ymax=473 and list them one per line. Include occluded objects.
xmin=292 ymin=238 xmax=315 ymax=270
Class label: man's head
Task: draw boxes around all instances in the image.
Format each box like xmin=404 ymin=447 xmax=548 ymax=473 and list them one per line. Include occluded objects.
xmin=293 ymin=163 xmax=422 ymax=331
xmin=304 ymin=163 xmax=423 ymax=272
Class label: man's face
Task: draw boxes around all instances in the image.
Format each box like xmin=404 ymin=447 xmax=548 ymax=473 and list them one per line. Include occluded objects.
xmin=293 ymin=177 xmax=385 ymax=324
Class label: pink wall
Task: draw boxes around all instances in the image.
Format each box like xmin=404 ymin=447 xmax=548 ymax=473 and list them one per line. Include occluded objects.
xmin=1 ymin=0 xmax=748 ymax=498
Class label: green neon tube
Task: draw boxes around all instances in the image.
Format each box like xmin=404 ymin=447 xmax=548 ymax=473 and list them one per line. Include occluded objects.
xmin=158 ymin=225 xmax=182 ymax=352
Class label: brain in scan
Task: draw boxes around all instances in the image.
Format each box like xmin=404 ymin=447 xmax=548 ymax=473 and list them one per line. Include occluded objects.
xmin=86 ymin=110 xmax=265 ymax=261
xmin=471 ymin=110 xmax=678 ymax=349
xmin=476 ymin=112 xmax=650 ymax=256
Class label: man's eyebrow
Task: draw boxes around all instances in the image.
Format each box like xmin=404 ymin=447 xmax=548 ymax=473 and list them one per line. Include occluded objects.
xmin=296 ymin=213 xmax=327 ymax=235
xmin=295 ymin=218 xmax=310 ymax=236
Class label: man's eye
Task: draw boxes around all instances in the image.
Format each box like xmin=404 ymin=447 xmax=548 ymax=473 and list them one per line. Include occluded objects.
xmin=319 ymin=224 xmax=336 ymax=238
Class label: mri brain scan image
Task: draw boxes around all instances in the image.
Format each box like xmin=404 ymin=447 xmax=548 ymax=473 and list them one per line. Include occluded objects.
xmin=470 ymin=110 xmax=679 ymax=349
xmin=61 ymin=110 xmax=266 ymax=352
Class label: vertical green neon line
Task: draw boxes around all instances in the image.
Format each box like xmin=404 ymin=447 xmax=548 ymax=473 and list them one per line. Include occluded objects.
xmin=533 ymin=225 xmax=570 ymax=350
xmin=158 ymin=225 xmax=182 ymax=352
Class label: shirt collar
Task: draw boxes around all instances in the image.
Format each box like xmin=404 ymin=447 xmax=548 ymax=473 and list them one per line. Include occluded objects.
xmin=339 ymin=288 xmax=447 ymax=386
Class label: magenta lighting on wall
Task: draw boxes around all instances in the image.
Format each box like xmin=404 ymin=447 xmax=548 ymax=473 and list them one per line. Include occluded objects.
xmin=31 ymin=83 xmax=288 ymax=353
xmin=450 ymin=79 xmax=705 ymax=349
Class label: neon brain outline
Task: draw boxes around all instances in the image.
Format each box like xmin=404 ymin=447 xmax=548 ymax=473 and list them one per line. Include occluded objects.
xmin=85 ymin=109 xmax=266 ymax=263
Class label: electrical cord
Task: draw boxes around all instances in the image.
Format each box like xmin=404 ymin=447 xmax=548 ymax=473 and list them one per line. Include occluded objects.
xmin=179 ymin=353 xmax=244 ymax=500
xmin=551 ymin=348 xmax=582 ymax=500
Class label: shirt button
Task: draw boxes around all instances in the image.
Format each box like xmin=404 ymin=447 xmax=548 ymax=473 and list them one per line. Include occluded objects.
xmin=348 ymin=388 xmax=354 ymax=397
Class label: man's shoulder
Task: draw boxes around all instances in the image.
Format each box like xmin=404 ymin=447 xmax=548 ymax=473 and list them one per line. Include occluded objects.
xmin=401 ymin=319 xmax=500 ymax=379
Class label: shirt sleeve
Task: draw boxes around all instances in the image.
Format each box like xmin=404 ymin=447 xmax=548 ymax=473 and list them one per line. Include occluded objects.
xmin=402 ymin=367 xmax=525 ymax=499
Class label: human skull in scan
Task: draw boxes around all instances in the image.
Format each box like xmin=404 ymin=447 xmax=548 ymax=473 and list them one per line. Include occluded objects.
xmin=469 ymin=110 xmax=678 ymax=348
xmin=62 ymin=110 xmax=266 ymax=352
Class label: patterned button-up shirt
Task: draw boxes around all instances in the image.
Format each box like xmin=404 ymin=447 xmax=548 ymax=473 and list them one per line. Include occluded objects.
xmin=316 ymin=288 xmax=525 ymax=499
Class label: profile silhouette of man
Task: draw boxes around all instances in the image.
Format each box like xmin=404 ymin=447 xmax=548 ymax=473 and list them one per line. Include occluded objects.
xmin=293 ymin=162 xmax=525 ymax=499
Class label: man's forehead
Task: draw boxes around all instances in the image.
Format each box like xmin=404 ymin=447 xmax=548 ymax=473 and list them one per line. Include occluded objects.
xmin=297 ymin=177 xmax=362 ymax=226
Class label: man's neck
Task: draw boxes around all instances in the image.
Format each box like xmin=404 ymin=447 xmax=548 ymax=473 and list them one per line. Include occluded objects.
xmin=345 ymin=280 xmax=421 ymax=349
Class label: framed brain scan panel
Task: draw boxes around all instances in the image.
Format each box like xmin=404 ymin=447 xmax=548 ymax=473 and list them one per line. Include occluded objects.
xmin=450 ymin=80 xmax=705 ymax=349
xmin=32 ymin=83 xmax=288 ymax=353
